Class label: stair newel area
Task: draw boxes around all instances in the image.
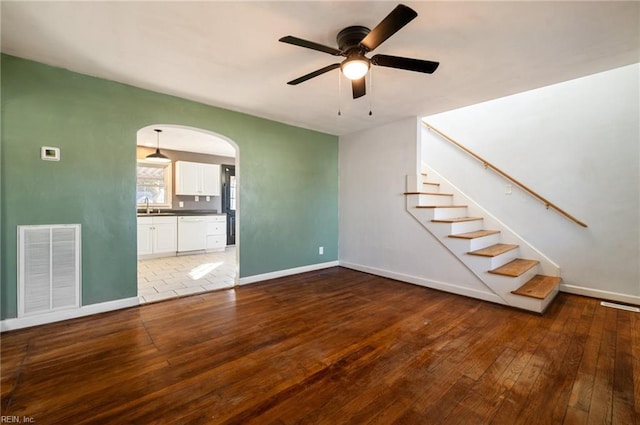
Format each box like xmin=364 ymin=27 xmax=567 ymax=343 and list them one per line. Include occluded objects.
xmin=404 ymin=170 xmax=561 ymax=313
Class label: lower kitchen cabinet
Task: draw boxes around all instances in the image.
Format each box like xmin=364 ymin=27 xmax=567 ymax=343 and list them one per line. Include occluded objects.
xmin=137 ymin=216 xmax=177 ymax=257
xmin=205 ymin=215 xmax=227 ymax=252
xmin=138 ymin=214 xmax=226 ymax=257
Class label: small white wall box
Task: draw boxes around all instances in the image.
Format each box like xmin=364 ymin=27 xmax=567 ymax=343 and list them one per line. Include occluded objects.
xmin=41 ymin=146 xmax=60 ymax=161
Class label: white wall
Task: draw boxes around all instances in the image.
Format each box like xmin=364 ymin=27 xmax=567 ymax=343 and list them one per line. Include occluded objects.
xmin=423 ymin=64 xmax=640 ymax=302
xmin=339 ymin=117 xmax=499 ymax=302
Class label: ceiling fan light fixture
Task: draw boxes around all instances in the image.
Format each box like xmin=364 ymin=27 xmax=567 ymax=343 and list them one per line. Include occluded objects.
xmin=145 ymin=129 xmax=171 ymax=163
xmin=280 ymin=4 xmax=438 ymax=99
xmin=341 ymin=58 xmax=370 ymax=80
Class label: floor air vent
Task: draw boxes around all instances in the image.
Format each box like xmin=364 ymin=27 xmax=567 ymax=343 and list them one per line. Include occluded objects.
xmin=18 ymin=224 xmax=81 ymax=317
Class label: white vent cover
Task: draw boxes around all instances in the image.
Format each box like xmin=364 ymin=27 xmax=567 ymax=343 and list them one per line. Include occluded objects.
xmin=18 ymin=224 xmax=81 ymax=317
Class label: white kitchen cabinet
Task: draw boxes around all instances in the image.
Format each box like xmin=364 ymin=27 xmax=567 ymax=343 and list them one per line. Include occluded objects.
xmin=153 ymin=219 xmax=178 ymax=253
xmin=175 ymin=161 xmax=199 ymax=195
xmin=137 ymin=216 xmax=177 ymax=257
xmin=175 ymin=161 xmax=220 ymax=196
xmin=201 ymin=163 xmax=220 ymax=195
xmin=137 ymin=218 xmax=154 ymax=256
xmin=205 ymin=215 xmax=227 ymax=252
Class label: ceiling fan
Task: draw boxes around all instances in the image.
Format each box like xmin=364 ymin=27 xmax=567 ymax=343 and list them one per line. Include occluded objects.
xmin=279 ymin=4 xmax=439 ymax=99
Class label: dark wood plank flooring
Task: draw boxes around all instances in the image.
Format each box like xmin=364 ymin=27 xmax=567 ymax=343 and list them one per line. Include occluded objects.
xmin=1 ymin=267 xmax=638 ymax=424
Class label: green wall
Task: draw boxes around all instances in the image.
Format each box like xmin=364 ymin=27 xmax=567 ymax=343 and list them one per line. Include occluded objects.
xmin=0 ymin=54 xmax=339 ymax=320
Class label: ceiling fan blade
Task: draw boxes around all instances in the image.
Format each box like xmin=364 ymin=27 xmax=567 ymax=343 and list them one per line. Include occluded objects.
xmin=371 ymin=54 xmax=439 ymax=74
xmin=352 ymin=77 xmax=366 ymax=99
xmin=279 ymin=36 xmax=342 ymax=56
xmin=287 ymin=63 xmax=341 ymax=85
xmin=359 ymin=4 xmax=418 ymax=52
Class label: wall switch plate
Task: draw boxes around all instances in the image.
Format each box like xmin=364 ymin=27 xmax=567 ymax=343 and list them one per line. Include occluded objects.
xmin=505 ymin=184 xmax=512 ymax=195
xmin=179 ymin=201 xmax=184 ymax=208
xmin=319 ymin=246 xmax=324 ymax=255
xmin=195 ymin=196 xmax=199 ymax=202
xmin=206 ymin=196 xmax=210 ymax=202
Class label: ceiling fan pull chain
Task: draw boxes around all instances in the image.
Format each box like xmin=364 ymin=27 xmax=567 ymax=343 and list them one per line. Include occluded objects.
xmin=368 ymin=67 xmax=373 ymax=116
xmin=338 ymin=70 xmax=342 ymax=116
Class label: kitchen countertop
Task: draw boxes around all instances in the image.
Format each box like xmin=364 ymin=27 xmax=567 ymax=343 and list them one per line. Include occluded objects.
xmin=137 ymin=210 xmax=226 ymax=217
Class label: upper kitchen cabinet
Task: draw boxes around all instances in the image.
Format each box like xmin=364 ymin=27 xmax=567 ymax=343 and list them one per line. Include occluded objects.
xmin=175 ymin=161 xmax=221 ymax=196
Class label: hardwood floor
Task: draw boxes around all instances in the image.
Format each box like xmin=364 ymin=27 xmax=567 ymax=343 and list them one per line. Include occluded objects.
xmin=1 ymin=267 xmax=638 ymax=424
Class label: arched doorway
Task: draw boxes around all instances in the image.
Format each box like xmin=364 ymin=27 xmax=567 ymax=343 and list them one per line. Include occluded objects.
xmin=135 ymin=125 xmax=239 ymax=304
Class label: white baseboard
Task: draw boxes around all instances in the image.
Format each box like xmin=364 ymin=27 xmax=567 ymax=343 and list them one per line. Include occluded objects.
xmin=0 ymin=297 xmax=139 ymax=332
xmin=560 ymin=284 xmax=640 ymax=306
xmin=339 ymin=261 xmax=505 ymax=305
xmin=238 ymin=261 xmax=339 ymax=286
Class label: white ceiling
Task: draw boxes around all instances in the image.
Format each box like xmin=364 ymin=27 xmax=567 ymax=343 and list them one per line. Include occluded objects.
xmin=137 ymin=125 xmax=237 ymax=157
xmin=1 ymin=1 xmax=638 ymax=137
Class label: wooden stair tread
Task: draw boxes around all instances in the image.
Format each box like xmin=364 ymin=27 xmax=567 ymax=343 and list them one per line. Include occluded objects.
xmin=417 ymin=205 xmax=467 ymax=209
xmin=449 ymin=230 xmax=501 ymax=239
xmin=423 ymin=182 xmax=440 ymax=186
xmin=432 ymin=217 xmax=483 ymax=223
xmin=512 ymin=275 xmax=561 ymax=299
xmin=488 ymin=259 xmax=539 ymax=277
xmin=468 ymin=243 xmax=518 ymax=257
xmin=404 ymin=192 xmax=453 ymax=196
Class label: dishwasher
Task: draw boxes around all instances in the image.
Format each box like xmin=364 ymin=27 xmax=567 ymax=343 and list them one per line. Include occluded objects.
xmin=177 ymin=216 xmax=207 ymax=252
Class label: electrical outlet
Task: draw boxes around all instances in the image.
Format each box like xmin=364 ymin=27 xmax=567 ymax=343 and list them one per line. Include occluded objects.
xmin=195 ymin=195 xmax=199 ymax=202
xmin=319 ymin=246 xmax=324 ymax=255
xmin=505 ymin=184 xmax=512 ymax=195
xmin=179 ymin=201 xmax=184 ymax=208
xmin=206 ymin=196 xmax=210 ymax=202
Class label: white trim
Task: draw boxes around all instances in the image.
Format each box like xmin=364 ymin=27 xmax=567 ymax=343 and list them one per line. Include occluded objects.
xmin=238 ymin=261 xmax=339 ymax=286
xmin=339 ymin=261 xmax=505 ymax=305
xmin=600 ymin=301 xmax=640 ymax=313
xmin=0 ymin=297 xmax=139 ymax=332
xmin=560 ymin=284 xmax=640 ymax=306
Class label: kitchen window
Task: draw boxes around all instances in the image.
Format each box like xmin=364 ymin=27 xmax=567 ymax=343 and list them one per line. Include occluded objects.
xmin=136 ymin=160 xmax=172 ymax=208
xmin=229 ymin=175 xmax=237 ymax=210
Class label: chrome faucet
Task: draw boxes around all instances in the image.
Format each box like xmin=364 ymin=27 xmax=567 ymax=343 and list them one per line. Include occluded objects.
xmin=145 ymin=197 xmax=150 ymax=214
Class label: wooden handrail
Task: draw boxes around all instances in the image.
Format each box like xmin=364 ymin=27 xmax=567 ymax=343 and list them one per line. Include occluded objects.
xmin=423 ymin=121 xmax=588 ymax=228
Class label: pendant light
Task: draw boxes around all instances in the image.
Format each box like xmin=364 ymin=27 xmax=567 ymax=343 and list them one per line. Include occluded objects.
xmin=145 ymin=129 xmax=171 ymax=163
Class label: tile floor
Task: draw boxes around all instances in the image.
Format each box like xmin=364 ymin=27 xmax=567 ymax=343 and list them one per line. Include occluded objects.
xmin=137 ymin=246 xmax=237 ymax=304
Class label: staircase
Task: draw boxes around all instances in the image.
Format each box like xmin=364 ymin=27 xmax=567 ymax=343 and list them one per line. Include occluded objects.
xmin=405 ymin=165 xmax=561 ymax=313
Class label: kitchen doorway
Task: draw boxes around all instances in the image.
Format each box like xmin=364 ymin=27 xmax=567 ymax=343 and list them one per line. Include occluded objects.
xmin=135 ymin=125 xmax=239 ymax=304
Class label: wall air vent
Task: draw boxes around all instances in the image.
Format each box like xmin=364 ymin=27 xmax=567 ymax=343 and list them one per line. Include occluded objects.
xmin=18 ymin=224 xmax=81 ymax=317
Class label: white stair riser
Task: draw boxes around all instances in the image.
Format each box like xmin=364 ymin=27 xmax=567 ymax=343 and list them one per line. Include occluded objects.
xmin=432 ymin=207 xmax=469 ymax=220
xmin=465 ymin=249 xmax=520 ymax=271
xmin=446 ymin=220 xmax=484 ymax=234
xmin=427 ymin=220 xmax=484 ymax=236
xmin=447 ymin=233 xmax=501 ymax=252
xmin=503 ymin=294 xmax=545 ymax=312
xmin=408 ymin=193 xmax=465 ymax=219
xmin=416 ymin=193 xmax=454 ymax=206
xmin=409 ymin=206 xmax=469 ymax=223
